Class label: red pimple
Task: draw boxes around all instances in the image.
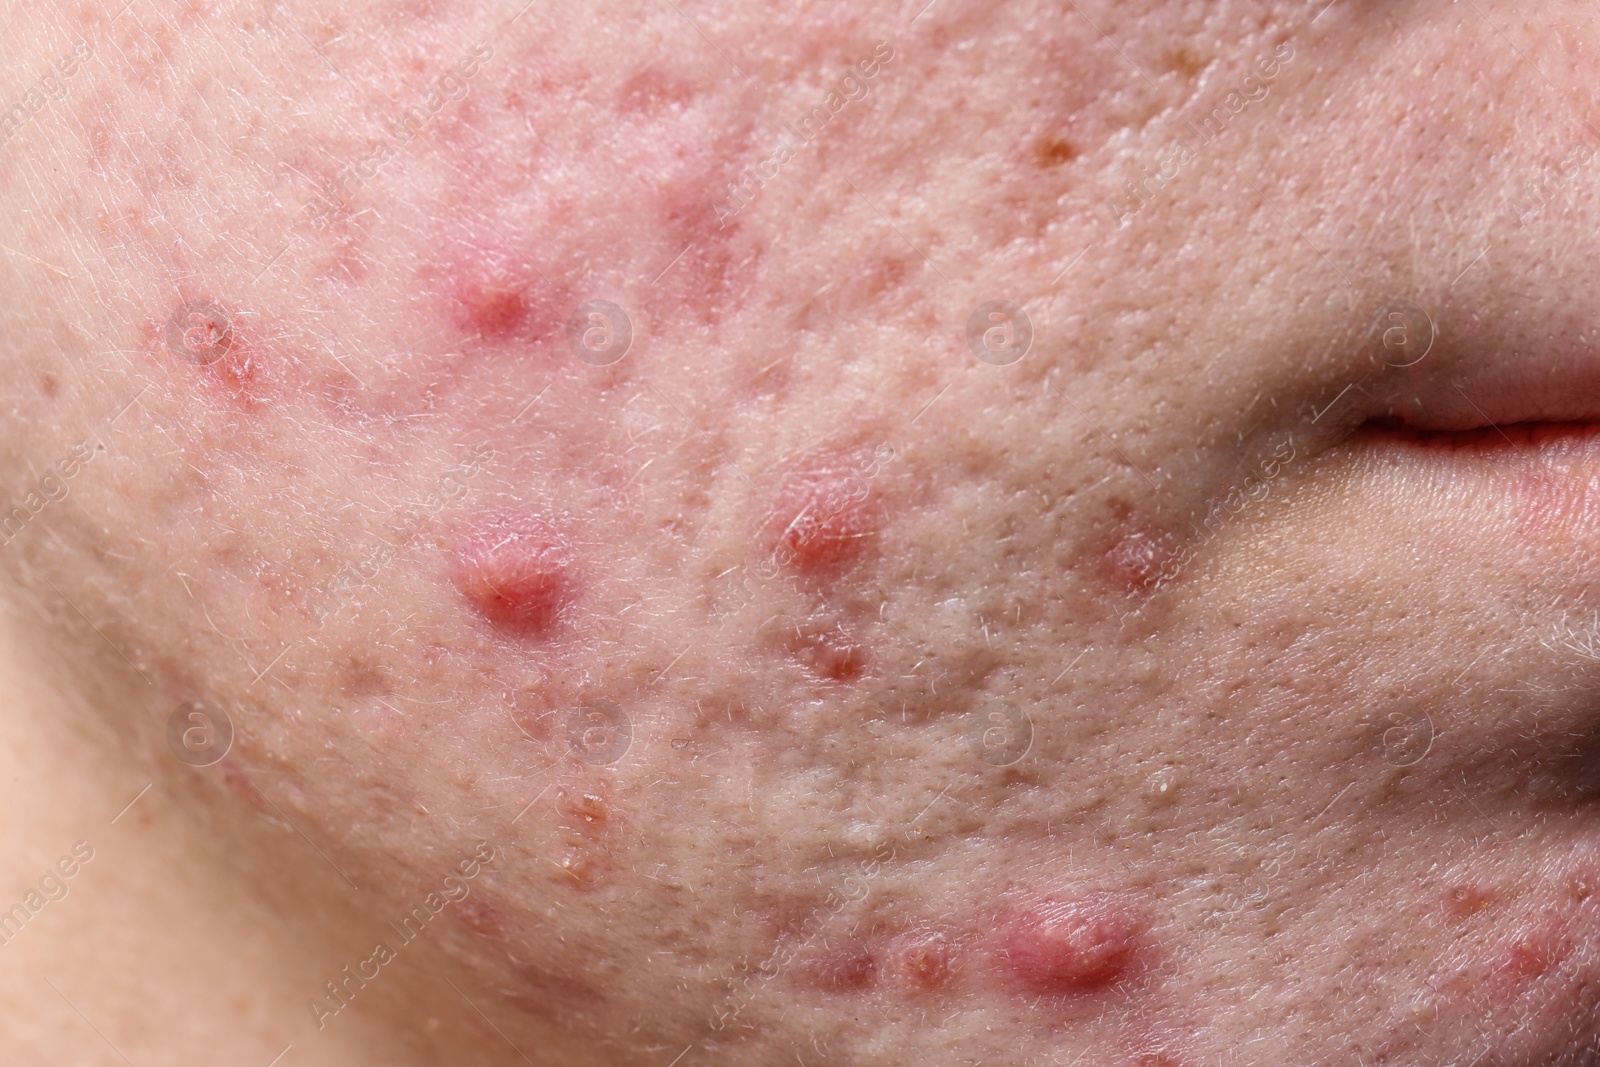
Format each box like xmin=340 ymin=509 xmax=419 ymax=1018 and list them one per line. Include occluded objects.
xmin=1498 ymin=921 xmax=1570 ymax=981
xmin=440 ymin=258 xmax=568 ymax=348
xmin=1103 ymin=529 xmax=1171 ymax=591
xmin=769 ymin=458 xmax=883 ymax=576
xmin=449 ymin=515 xmax=576 ymax=636
xmin=1001 ymin=893 xmax=1141 ymax=993
xmin=465 ymin=284 xmax=531 ymax=340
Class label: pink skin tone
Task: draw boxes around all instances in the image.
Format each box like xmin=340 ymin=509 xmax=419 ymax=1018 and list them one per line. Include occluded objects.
xmin=6 ymin=1 xmax=1600 ymax=1066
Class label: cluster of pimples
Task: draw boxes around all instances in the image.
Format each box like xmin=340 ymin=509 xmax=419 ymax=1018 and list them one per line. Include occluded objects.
xmin=774 ymin=891 xmax=1146 ymax=1000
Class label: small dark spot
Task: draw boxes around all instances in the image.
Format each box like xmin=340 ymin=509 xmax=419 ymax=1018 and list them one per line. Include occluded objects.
xmin=1031 ymin=137 xmax=1079 ymax=167
xmin=39 ymin=373 xmax=60 ymax=399
xmin=1163 ymin=47 xmax=1207 ymax=79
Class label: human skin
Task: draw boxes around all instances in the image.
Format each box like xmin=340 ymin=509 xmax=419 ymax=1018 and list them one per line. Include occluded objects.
xmin=1 ymin=0 xmax=1599 ymax=1063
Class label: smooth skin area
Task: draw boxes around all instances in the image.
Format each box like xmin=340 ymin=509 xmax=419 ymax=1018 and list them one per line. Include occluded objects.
xmin=1 ymin=0 xmax=1598 ymax=1064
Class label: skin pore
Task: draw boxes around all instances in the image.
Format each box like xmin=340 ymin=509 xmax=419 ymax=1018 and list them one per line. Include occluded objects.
xmin=3 ymin=0 xmax=1600 ymax=1064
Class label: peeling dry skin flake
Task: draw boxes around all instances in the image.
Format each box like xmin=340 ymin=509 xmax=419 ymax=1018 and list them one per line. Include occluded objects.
xmin=15 ymin=0 xmax=1600 ymax=1066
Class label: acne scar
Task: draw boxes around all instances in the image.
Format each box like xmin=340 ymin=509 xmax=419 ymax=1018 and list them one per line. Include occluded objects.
xmin=548 ymin=845 xmax=601 ymax=888
xmin=448 ymin=515 xmax=576 ymax=636
xmin=509 ymin=962 xmax=607 ymax=1016
xmin=788 ymin=626 xmax=868 ymax=682
xmin=1000 ymin=893 xmax=1142 ymax=993
xmin=455 ymin=896 xmax=509 ymax=941
xmin=557 ymin=787 xmax=608 ymax=829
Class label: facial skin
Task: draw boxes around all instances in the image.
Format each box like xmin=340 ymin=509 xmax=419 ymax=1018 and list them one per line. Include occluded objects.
xmin=1 ymin=0 xmax=1599 ymax=1063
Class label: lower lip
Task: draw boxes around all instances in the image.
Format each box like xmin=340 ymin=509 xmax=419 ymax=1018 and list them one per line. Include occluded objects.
xmin=1358 ymin=422 xmax=1600 ymax=545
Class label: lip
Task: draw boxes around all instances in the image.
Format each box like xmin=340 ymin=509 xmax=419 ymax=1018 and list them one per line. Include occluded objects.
xmin=1351 ymin=421 xmax=1600 ymax=541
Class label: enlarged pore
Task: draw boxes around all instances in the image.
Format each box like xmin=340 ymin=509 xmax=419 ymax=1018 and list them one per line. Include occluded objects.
xmin=447 ymin=513 xmax=577 ymax=636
